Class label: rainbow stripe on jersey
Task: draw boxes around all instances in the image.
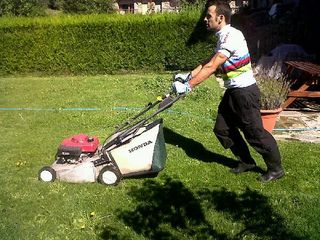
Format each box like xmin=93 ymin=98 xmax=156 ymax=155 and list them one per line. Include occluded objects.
xmin=221 ymin=53 xmax=252 ymax=80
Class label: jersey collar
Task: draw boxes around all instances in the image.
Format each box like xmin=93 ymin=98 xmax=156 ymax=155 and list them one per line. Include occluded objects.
xmin=215 ymin=24 xmax=231 ymax=37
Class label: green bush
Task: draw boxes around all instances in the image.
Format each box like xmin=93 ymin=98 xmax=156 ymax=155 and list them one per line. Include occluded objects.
xmin=62 ymin=0 xmax=115 ymax=14
xmin=48 ymin=0 xmax=64 ymax=10
xmin=0 ymin=0 xmax=115 ymax=16
xmin=0 ymin=11 xmax=216 ymax=75
xmin=0 ymin=0 xmax=46 ymax=17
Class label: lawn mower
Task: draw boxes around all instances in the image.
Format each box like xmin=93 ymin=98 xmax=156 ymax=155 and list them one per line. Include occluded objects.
xmin=38 ymin=93 xmax=183 ymax=186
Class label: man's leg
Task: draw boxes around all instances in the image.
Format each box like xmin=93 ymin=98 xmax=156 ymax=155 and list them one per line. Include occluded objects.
xmin=214 ymin=111 xmax=256 ymax=174
xmin=243 ymin=126 xmax=284 ymax=182
xmin=235 ymin=84 xmax=284 ymax=182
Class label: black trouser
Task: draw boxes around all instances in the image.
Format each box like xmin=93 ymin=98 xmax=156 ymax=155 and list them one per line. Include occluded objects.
xmin=213 ymin=84 xmax=282 ymax=171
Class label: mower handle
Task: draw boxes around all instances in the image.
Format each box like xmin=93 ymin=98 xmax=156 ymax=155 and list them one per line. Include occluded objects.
xmin=103 ymin=93 xmax=184 ymax=148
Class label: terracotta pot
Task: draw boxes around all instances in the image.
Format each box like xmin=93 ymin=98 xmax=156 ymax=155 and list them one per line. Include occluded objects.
xmin=260 ymin=108 xmax=283 ymax=133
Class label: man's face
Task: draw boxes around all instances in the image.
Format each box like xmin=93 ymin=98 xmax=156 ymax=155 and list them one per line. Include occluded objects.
xmin=204 ymin=5 xmax=222 ymax=32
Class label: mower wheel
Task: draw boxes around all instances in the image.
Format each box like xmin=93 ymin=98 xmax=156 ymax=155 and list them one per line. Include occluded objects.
xmin=98 ymin=166 xmax=121 ymax=186
xmin=38 ymin=166 xmax=56 ymax=182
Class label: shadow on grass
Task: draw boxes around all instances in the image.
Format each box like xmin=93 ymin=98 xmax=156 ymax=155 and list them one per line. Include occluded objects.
xmin=101 ymin=176 xmax=227 ymax=240
xmin=163 ymin=127 xmax=237 ymax=168
xmin=163 ymin=127 xmax=265 ymax=174
xmin=199 ymin=187 xmax=305 ymax=240
xmin=100 ymin=176 xmax=305 ymax=239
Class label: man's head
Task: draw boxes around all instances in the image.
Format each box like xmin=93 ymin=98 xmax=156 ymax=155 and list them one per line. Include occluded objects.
xmin=204 ymin=0 xmax=231 ymax=32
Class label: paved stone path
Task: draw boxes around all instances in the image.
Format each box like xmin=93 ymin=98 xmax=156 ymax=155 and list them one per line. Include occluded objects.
xmin=273 ymin=111 xmax=320 ymax=143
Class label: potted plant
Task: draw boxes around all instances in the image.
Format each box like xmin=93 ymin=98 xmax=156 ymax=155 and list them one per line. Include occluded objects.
xmin=255 ymin=69 xmax=291 ymax=133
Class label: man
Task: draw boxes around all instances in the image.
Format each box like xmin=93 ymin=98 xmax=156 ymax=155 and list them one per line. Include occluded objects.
xmin=172 ymin=0 xmax=284 ymax=182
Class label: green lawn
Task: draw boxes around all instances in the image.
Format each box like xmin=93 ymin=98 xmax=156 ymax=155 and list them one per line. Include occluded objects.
xmin=0 ymin=74 xmax=319 ymax=240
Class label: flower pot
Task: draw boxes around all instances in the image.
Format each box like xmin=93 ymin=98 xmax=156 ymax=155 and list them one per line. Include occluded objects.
xmin=260 ymin=108 xmax=282 ymax=133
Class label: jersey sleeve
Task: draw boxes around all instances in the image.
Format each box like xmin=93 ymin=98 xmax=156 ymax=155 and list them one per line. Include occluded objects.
xmin=217 ymin=31 xmax=240 ymax=58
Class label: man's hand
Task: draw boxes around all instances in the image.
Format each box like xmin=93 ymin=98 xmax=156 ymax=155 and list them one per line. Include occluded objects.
xmin=173 ymin=72 xmax=192 ymax=83
xmin=172 ymin=81 xmax=192 ymax=94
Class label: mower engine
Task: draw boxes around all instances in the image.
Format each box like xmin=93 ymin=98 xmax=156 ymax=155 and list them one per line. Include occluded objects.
xmin=56 ymin=134 xmax=100 ymax=164
xmin=38 ymin=134 xmax=103 ymax=183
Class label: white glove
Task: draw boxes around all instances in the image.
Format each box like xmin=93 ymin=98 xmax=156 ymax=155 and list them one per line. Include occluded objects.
xmin=172 ymin=81 xmax=192 ymax=94
xmin=173 ymin=72 xmax=192 ymax=83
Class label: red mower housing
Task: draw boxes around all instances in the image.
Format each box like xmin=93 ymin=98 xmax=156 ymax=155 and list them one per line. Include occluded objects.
xmin=60 ymin=134 xmax=99 ymax=153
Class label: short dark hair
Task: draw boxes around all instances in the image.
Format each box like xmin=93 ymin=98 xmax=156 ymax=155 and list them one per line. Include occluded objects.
xmin=206 ymin=0 xmax=232 ymax=24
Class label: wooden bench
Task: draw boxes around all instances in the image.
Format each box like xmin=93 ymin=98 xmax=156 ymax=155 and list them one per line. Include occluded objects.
xmin=283 ymin=61 xmax=320 ymax=109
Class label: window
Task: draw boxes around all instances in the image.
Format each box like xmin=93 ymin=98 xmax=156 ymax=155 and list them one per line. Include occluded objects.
xmin=119 ymin=3 xmax=134 ymax=13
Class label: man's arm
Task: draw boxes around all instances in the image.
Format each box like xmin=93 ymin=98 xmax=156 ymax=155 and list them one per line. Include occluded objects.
xmin=189 ymin=52 xmax=228 ymax=89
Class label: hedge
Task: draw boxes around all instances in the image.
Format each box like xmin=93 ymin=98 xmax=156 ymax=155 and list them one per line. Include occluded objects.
xmin=0 ymin=0 xmax=46 ymax=17
xmin=0 ymin=11 xmax=216 ymax=75
xmin=62 ymin=0 xmax=115 ymax=14
xmin=0 ymin=0 xmax=116 ymax=16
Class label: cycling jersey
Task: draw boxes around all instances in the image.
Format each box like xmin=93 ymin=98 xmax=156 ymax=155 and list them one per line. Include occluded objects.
xmin=215 ymin=24 xmax=256 ymax=88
